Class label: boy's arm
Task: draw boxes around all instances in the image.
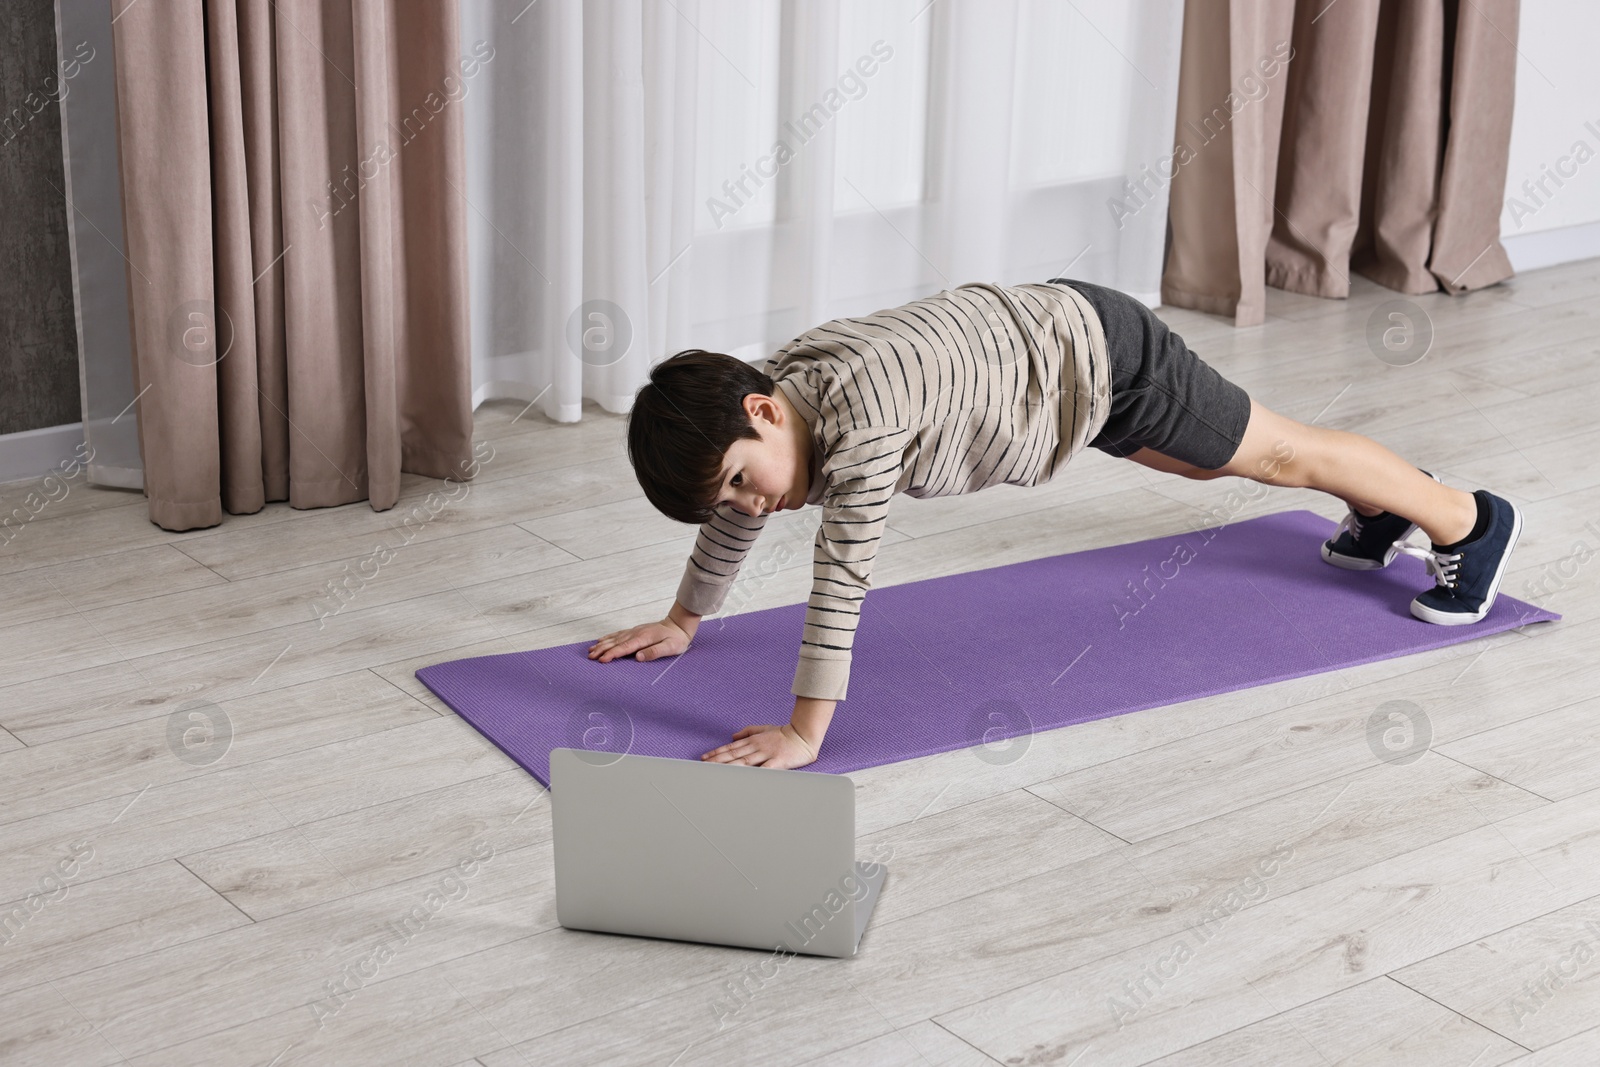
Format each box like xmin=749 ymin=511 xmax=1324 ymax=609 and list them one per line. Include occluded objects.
xmin=775 ymin=437 xmax=902 ymax=764
xmin=666 ymin=598 xmax=701 ymax=641
xmin=674 ymin=505 xmax=770 ymax=622
xmin=790 ymin=425 xmax=914 ymax=707
xmin=787 ymin=696 xmax=837 ymax=758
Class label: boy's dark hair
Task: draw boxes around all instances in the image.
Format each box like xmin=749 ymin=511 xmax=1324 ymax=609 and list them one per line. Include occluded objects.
xmin=626 ymin=348 xmax=777 ymax=525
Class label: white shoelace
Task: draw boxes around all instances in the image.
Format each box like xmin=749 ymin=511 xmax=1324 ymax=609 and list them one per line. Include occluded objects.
xmin=1332 ymin=510 xmax=1364 ymax=543
xmin=1394 ymin=541 xmax=1462 ymax=590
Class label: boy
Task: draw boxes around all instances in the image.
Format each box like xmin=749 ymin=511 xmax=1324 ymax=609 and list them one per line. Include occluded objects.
xmin=588 ymin=278 xmax=1524 ymax=770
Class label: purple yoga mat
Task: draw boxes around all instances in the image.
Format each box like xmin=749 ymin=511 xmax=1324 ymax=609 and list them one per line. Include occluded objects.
xmin=417 ymin=509 xmax=1559 ymax=787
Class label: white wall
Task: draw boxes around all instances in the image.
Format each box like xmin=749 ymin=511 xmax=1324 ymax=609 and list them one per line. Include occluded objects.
xmin=1500 ymin=0 xmax=1600 ymax=270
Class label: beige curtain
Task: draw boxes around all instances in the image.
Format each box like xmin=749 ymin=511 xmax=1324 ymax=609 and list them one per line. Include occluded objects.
xmin=112 ymin=0 xmax=475 ymax=531
xmin=1162 ymin=0 xmax=1518 ymax=327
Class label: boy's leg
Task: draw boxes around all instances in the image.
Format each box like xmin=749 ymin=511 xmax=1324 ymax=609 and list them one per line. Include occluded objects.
xmin=1123 ymin=446 xmax=1230 ymax=480
xmin=1124 ymin=444 xmax=1387 ymax=516
xmin=1059 ymin=275 xmax=1463 ymax=538
xmin=1207 ymin=397 xmax=1478 ymax=547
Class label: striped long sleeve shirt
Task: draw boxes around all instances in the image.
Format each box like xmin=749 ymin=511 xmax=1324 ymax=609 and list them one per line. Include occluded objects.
xmin=674 ymin=281 xmax=1113 ymax=701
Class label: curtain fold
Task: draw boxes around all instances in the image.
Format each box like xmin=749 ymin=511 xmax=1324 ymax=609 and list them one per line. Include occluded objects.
xmin=111 ymin=0 xmax=475 ymax=531
xmin=777 ymin=0 xmax=841 ymax=331
xmin=925 ymin=0 xmax=1018 ymax=288
xmin=460 ymin=0 xmax=701 ymax=423
xmin=1162 ymin=0 xmax=1518 ymax=327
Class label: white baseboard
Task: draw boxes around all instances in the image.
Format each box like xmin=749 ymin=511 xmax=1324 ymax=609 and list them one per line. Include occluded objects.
xmin=1502 ymin=220 xmax=1600 ymax=273
xmin=0 ymin=422 xmax=86 ymax=486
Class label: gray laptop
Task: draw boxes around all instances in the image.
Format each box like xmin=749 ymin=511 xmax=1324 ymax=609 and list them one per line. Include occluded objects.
xmin=550 ymin=747 xmax=888 ymax=958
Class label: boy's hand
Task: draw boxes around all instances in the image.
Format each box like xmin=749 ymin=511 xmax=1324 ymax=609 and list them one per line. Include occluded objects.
xmin=587 ymin=618 xmax=690 ymax=663
xmin=702 ymin=723 xmax=817 ymax=769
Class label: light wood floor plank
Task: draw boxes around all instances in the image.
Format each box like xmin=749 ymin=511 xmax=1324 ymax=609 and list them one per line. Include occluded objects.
xmin=1392 ymin=894 xmax=1600 ymax=1050
xmin=51 ymin=840 xmax=552 ymax=1059
xmin=171 ymin=456 xmax=638 ymax=582
xmin=1495 ymin=258 xmax=1600 ymax=308
xmin=0 ymin=669 xmax=434 ymax=827
xmin=0 ymin=543 xmax=229 ymax=631
xmin=0 ymin=473 xmax=143 ymax=523
xmin=1499 ymin=1025 xmax=1600 ymax=1066
xmin=1227 ymin=360 xmax=1534 ymax=444
xmin=1436 ymin=694 xmax=1600 ymax=802
xmin=1143 ymin=975 xmax=1526 ymax=1066
xmin=179 ymin=767 xmax=546 ymax=920
xmin=930 ymin=784 xmax=1600 ymax=1065
xmin=783 ymin=1021 xmax=1006 ymax=1067
xmin=0 ymin=589 xmax=506 ymax=740
xmin=0 ymin=860 xmax=251 ymax=999
xmin=0 ymin=485 xmax=326 ymax=579
xmin=114 ymin=966 xmax=507 ymax=1067
xmin=448 ymin=949 xmax=906 ymax=1067
xmin=70 ymin=526 xmax=573 ymax=664
xmin=0 ymin=982 xmax=124 ymax=1067
xmin=1432 ymin=426 xmax=1600 ymax=508
xmin=516 ymin=495 xmax=728 ymax=562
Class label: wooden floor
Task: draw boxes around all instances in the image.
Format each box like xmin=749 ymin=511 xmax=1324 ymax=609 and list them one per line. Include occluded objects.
xmin=4 ymin=258 xmax=1600 ymax=1066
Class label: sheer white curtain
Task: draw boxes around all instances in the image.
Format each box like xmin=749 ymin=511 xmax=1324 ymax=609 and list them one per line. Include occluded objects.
xmin=459 ymin=0 xmax=1183 ymax=422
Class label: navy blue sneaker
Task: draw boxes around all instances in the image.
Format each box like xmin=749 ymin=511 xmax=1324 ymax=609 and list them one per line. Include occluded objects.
xmin=1404 ymin=490 xmax=1524 ymax=625
xmin=1321 ymin=470 xmax=1442 ymax=570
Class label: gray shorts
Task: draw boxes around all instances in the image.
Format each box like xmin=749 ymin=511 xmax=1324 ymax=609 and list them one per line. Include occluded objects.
xmin=1051 ymin=277 xmax=1252 ymax=471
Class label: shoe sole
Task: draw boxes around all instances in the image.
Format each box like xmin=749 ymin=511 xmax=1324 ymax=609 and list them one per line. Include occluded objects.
xmin=1410 ymin=500 xmax=1523 ymax=625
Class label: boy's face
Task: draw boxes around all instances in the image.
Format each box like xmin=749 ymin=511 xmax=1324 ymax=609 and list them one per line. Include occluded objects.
xmin=711 ymin=392 xmax=812 ymax=518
